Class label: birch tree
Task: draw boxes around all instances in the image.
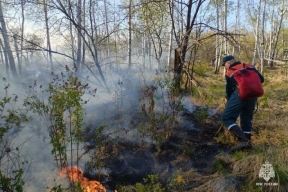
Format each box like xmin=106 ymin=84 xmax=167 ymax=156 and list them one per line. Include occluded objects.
xmin=128 ymin=0 xmax=132 ymax=70
xmin=234 ymin=0 xmax=241 ymax=57
xmin=136 ymin=0 xmax=169 ymax=71
xmin=214 ymin=0 xmax=222 ymax=73
xmin=76 ymin=0 xmax=82 ymax=74
xmin=19 ymin=0 xmax=26 ymax=76
xmin=67 ymin=0 xmax=76 ymax=66
xmin=224 ymin=0 xmax=228 ymax=55
xmin=43 ymin=0 xmax=54 ymax=72
xmin=0 ymin=1 xmax=19 ymax=79
xmin=53 ymin=0 xmax=111 ymax=91
xmin=167 ymin=0 xmax=174 ymax=69
xmin=259 ymin=0 xmax=267 ymax=72
xmin=0 ymin=39 xmax=9 ymax=78
xmin=267 ymin=0 xmax=287 ymax=67
xmin=246 ymin=0 xmax=266 ymax=72
xmin=104 ymin=0 xmax=110 ymax=58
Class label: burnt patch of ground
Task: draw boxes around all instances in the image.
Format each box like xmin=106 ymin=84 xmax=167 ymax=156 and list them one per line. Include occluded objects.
xmin=83 ymin=107 xmax=229 ymax=191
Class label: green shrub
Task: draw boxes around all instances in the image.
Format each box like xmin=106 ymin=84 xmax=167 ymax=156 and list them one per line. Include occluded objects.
xmin=137 ymin=78 xmax=183 ymax=150
xmin=135 ymin=174 xmax=164 ymax=192
xmin=0 ymin=78 xmax=29 ymax=191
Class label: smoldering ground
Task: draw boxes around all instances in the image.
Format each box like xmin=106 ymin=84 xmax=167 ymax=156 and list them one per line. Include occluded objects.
xmin=0 ymin=60 xmax=227 ymax=191
xmin=0 ymin=61 xmax=179 ymax=190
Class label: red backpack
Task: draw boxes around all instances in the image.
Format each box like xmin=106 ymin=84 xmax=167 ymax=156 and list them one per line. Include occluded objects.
xmin=226 ymin=63 xmax=264 ymax=100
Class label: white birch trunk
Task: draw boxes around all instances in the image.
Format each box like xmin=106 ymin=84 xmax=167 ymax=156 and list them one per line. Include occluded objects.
xmin=224 ymin=0 xmax=228 ymax=54
xmin=167 ymin=0 xmax=174 ymax=70
xmin=104 ymin=0 xmax=110 ymax=58
xmin=0 ymin=1 xmax=18 ymax=79
xmin=20 ymin=0 xmax=25 ymax=75
xmin=76 ymin=0 xmax=82 ymax=74
xmin=252 ymin=0 xmax=261 ymax=66
xmin=67 ymin=0 xmax=76 ymax=64
xmin=142 ymin=33 xmax=146 ymax=68
xmin=268 ymin=0 xmax=274 ymax=65
xmin=82 ymin=0 xmax=86 ymax=72
xmin=128 ymin=0 xmax=132 ymax=70
xmin=44 ymin=0 xmax=54 ymax=72
xmin=214 ymin=0 xmax=220 ymax=73
xmin=260 ymin=0 xmax=267 ymax=73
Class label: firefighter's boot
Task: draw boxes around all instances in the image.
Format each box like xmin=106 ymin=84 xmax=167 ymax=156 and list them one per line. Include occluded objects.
xmin=229 ymin=125 xmax=252 ymax=152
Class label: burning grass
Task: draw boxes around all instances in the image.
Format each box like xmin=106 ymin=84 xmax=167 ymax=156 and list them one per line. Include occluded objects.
xmin=60 ymin=166 xmax=107 ymax=192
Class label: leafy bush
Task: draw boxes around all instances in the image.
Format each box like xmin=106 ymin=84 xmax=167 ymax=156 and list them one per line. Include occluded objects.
xmin=0 ymin=78 xmax=29 ymax=192
xmin=137 ymin=78 xmax=183 ymax=149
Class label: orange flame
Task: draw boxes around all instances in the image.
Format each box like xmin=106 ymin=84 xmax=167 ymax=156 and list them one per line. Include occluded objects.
xmin=60 ymin=166 xmax=106 ymax=192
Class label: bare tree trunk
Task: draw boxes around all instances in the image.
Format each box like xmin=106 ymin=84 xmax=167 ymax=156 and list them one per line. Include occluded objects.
xmin=81 ymin=0 xmax=86 ymax=73
xmin=224 ymin=0 xmax=228 ymax=55
xmin=251 ymin=0 xmax=261 ymax=66
xmin=0 ymin=39 xmax=9 ymax=79
xmin=19 ymin=0 xmax=25 ymax=76
xmin=104 ymin=0 xmax=110 ymax=58
xmin=260 ymin=0 xmax=267 ymax=73
xmin=269 ymin=6 xmax=287 ymax=67
xmin=150 ymin=32 xmax=162 ymax=71
xmin=149 ymin=39 xmax=152 ymax=69
xmin=76 ymin=0 xmax=82 ymax=74
xmin=13 ymin=35 xmax=21 ymax=75
xmin=113 ymin=0 xmax=119 ymax=72
xmin=235 ymin=0 xmax=241 ymax=57
xmin=128 ymin=0 xmax=132 ymax=70
xmin=87 ymin=0 xmax=110 ymax=91
xmin=0 ymin=1 xmax=19 ymax=79
xmin=142 ymin=33 xmax=146 ymax=67
xmin=174 ymin=0 xmax=205 ymax=88
xmin=68 ymin=0 xmax=76 ymax=64
xmin=167 ymin=0 xmax=174 ymax=70
xmin=267 ymin=0 xmax=274 ymax=66
xmin=214 ymin=0 xmax=220 ymax=73
xmin=44 ymin=0 xmax=54 ymax=72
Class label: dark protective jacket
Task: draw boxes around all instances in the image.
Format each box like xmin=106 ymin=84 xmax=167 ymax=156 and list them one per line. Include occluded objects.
xmin=225 ymin=61 xmax=265 ymax=100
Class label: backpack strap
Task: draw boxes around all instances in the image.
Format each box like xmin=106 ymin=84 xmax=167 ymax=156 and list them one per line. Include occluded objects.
xmin=226 ymin=63 xmax=254 ymax=77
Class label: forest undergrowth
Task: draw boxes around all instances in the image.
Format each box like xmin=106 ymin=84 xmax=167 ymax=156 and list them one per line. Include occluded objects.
xmin=1 ymin=64 xmax=288 ymax=192
xmin=186 ymin=64 xmax=288 ymax=192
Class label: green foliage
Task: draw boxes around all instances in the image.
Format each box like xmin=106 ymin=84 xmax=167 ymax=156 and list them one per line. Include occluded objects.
xmin=240 ymin=183 xmax=262 ymax=192
xmin=24 ymin=73 xmax=96 ymax=169
xmin=194 ymin=107 xmax=208 ymax=128
xmin=47 ymin=75 xmax=87 ymax=167
xmin=258 ymin=93 xmax=269 ymax=108
xmin=49 ymin=182 xmax=84 ymax=192
xmin=215 ymin=132 xmax=231 ymax=145
xmin=212 ymin=160 xmax=230 ymax=174
xmin=0 ymin=169 xmax=24 ymax=192
xmin=137 ymin=78 xmax=183 ymax=149
xmin=274 ymin=166 xmax=288 ymax=184
xmin=0 ymin=78 xmax=29 ymax=192
xmin=135 ymin=174 xmax=164 ymax=192
xmin=135 ymin=0 xmax=169 ymax=33
xmin=116 ymin=174 xmax=163 ymax=192
xmin=50 ymin=185 xmax=65 ymax=192
xmin=0 ymin=95 xmax=29 ymax=139
xmin=232 ymin=150 xmax=247 ymax=160
xmin=86 ymin=124 xmax=108 ymax=173
xmin=193 ymin=64 xmax=209 ymax=76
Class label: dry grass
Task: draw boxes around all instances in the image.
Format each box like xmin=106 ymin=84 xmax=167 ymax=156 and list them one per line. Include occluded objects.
xmin=188 ymin=65 xmax=288 ymax=191
xmin=114 ymin=66 xmax=288 ymax=191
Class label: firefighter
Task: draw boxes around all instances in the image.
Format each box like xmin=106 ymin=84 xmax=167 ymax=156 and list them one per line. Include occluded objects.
xmin=221 ymin=55 xmax=264 ymax=152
